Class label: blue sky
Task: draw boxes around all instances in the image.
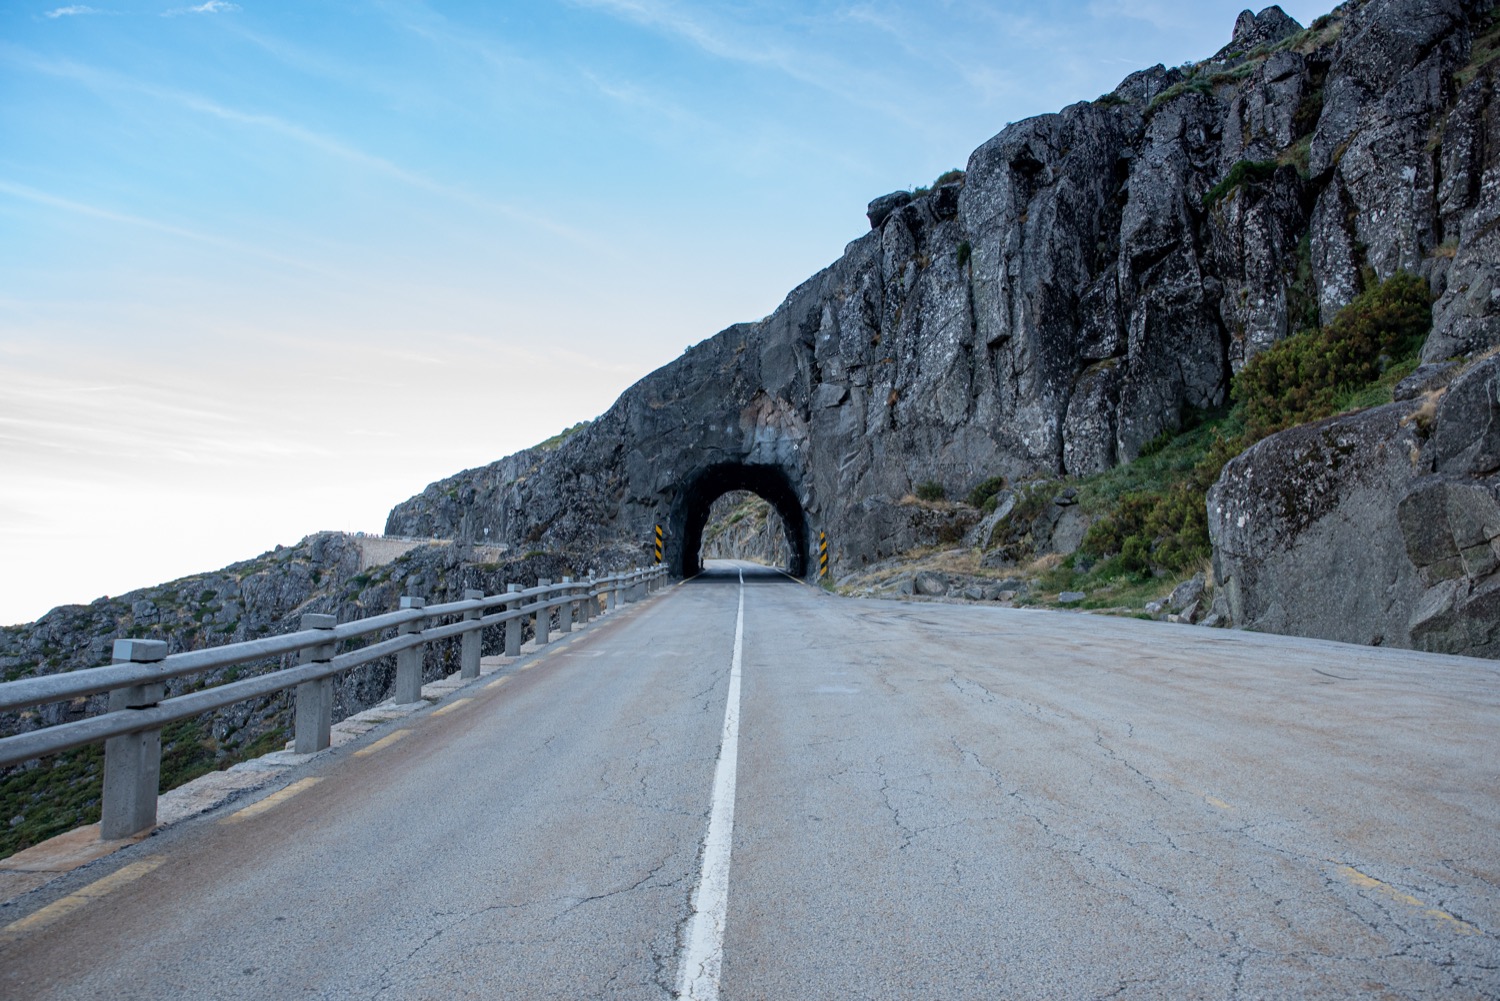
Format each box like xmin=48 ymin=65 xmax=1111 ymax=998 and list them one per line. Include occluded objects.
xmin=0 ymin=0 xmax=1332 ymax=624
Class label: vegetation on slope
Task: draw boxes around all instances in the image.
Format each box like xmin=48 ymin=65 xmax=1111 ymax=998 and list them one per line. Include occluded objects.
xmin=1021 ymin=271 xmax=1434 ymax=607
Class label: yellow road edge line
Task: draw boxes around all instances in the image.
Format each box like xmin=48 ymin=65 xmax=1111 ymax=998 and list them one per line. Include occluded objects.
xmin=3 ymin=857 xmax=165 ymax=935
xmin=431 ymin=698 xmax=473 ymax=717
xmin=485 ymin=676 xmax=510 ymax=690
xmin=1336 ymin=865 xmax=1479 ymax=935
xmin=353 ymin=729 xmax=411 ymax=758
xmin=221 ymin=777 xmax=324 ymax=824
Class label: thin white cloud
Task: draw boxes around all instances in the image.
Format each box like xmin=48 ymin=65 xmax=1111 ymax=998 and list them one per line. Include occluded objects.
xmin=0 ymin=177 xmax=340 ymax=276
xmin=162 ymin=1 xmax=241 ymax=17
xmin=1085 ymin=0 xmax=1177 ymax=31
xmin=564 ymin=0 xmax=922 ymax=127
xmin=45 ymin=5 xmax=102 ymax=16
xmin=1 ymin=47 xmax=605 ymax=251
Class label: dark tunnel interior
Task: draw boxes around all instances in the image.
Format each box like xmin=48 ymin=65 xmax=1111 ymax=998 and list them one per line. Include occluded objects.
xmin=678 ymin=463 xmax=809 ymax=578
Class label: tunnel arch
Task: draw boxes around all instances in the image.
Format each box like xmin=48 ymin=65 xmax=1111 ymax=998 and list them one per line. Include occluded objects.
xmin=674 ymin=462 xmax=810 ymax=578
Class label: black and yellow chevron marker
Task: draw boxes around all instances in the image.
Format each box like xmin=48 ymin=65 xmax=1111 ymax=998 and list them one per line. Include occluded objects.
xmin=654 ymin=524 xmax=663 ymax=564
xmin=819 ymin=531 xmax=829 ymax=578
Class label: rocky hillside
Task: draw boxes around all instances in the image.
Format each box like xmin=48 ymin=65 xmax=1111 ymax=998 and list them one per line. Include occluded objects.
xmin=388 ymin=0 xmax=1499 ymax=653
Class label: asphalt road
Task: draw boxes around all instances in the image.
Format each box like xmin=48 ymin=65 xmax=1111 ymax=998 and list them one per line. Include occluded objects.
xmin=1 ymin=561 xmax=1496 ymax=999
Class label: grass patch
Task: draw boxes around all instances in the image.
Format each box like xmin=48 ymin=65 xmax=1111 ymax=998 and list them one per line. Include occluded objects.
xmin=1148 ymin=72 xmax=1213 ymax=111
xmin=533 ymin=421 xmax=590 ymax=452
xmin=1014 ymin=552 xmax=1183 ymax=614
xmin=1203 ymin=160 xmax=1278 ymax=208
xmin=1075 ymin=410 xmax=1242 ymax=514
xmin=0 ymin=746 xmax=103 ymax=859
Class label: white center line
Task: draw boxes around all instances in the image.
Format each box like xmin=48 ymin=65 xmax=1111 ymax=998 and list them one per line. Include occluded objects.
xmin=676 ymin=567 xmax=745 ymax=1001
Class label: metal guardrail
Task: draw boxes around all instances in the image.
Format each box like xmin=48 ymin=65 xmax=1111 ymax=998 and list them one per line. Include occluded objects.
xmin=0 ymin=566 xmax=668 ymax=840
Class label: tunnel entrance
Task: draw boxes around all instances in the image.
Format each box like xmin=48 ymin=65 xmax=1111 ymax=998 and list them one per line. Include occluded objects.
xmin=677 ymin=463 xmax=810 ymax=578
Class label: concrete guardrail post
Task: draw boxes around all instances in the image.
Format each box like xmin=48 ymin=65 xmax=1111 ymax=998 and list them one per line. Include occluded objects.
xmin=460 ymin=589 xmax=484 ymax=680
xmin=101 ymin=638 xmax=168 ymax=840
xmin=604 ymin=575 xmax=616 ymax=613
xmin=395 ymin=596 xmax=427 ymax=704
xmin=559 ymin=576 xmax=573 ymax=634
xmin=504 ymin=584 xmax=523 ymax=656
xmin=536 ymin=579 xmax=552 ymax=645
xmin=294 ymin=614 xmax=337 ymax=754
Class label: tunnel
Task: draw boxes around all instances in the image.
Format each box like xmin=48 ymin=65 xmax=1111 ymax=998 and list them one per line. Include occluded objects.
xmin=675 ymin=462 xmax=810 ymax=578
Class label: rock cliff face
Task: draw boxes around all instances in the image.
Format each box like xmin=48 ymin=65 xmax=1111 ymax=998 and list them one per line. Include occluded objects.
xmin=389 ymin=0 xmax=1500 ymax=595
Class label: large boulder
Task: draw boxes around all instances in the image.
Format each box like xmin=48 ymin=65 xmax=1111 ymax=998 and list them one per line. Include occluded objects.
xmin=1209 ymin=355 xmax=1500 ymax=657
xmin=1208 ymin=403 xmax=1427 ymax=647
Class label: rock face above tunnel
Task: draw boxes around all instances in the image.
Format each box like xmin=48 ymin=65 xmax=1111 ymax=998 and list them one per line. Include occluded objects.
xmin=388 ymin=0 xmax=1500 ymax=583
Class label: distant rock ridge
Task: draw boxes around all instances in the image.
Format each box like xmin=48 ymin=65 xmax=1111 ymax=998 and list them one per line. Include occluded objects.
xmin=388 ymin=0 xmax=1499 ymax=655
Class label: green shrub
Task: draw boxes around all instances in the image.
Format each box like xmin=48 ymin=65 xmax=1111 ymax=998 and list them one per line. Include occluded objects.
xmin=1137 ymin=428 xmax=1176 ymax=458
xmin=956 ymin=240 xmax=971 ymax=267
xmin=1234 ymin=271 xmax=1433 ymax=439
xmin=1078 ymin=430 xmax=1242 ymax=576
xmin=1203 ymin=160 xmax=1278 ymax=208
xmin=966 ymin=475 xmax=1006 ymax=509
xmin=933 ymin=168 xmax=965 ymax=186
xmin=915 ymin=480 xmax=946 ymax=502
